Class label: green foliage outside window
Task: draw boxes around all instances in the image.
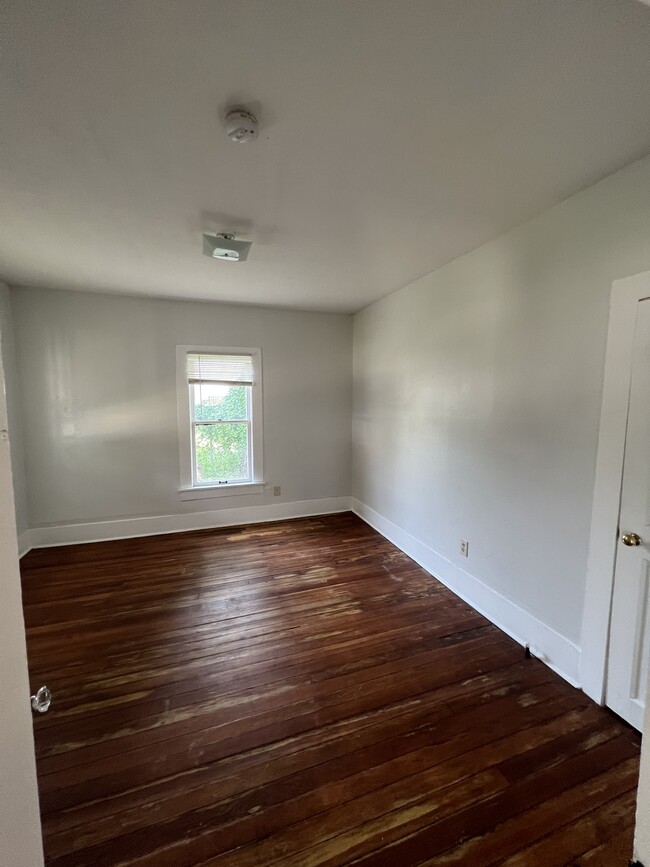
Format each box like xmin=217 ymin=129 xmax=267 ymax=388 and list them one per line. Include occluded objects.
xmin=193 ymin=386 xmax=249 ymax=482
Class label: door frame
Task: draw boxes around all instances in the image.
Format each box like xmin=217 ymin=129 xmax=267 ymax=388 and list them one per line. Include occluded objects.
xmin=581 ymin=270 xmax=650 ymax=704
xmin=0 ymin=308 xmax=44 ymax=864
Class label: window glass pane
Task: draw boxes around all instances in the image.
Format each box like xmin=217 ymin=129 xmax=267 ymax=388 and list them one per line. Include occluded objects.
xmin=194 ymin=423 xmax=249 ymax=483
xmin=192 ymin=384 xmax=248 ymax=421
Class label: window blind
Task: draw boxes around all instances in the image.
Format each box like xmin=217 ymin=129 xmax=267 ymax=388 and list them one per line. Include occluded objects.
xmin=187 ymin=353 xmax=253 ymax=386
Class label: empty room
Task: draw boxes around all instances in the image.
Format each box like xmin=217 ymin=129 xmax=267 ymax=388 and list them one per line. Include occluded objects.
xmin=3 ymin=1 xmax=650 ymax=865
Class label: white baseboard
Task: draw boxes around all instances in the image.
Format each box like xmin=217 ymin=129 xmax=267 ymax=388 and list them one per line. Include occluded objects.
xmin=352 ymin=498 xmax=581 ymax=689
xmin=17 ymin=529 xmax=33 ymax=559
xmin=25 ymin=497 xmax=351 ymax=550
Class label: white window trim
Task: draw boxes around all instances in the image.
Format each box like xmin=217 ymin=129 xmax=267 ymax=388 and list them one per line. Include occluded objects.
xmin=176 ymin=345 xmax=264 ymax=498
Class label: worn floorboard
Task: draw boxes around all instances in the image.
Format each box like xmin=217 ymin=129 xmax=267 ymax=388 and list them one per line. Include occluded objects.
xmin=20 ymin=512 xmax=640 ymax=865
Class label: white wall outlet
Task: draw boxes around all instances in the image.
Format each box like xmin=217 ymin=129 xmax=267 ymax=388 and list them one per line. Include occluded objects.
xmin=273 ymin=486 xmax=281 ymax=497
xmin=460 ymin=539 xmax=469 ymax=557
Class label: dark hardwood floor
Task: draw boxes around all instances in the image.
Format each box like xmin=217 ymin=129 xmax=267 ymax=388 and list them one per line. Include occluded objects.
xmin=21 ymin=512 xmax=640 ymax=865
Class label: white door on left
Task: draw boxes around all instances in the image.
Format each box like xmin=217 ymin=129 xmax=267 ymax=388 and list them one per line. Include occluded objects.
xmin=0 ymin=291 xmax=44 ymax=865
xmin=606 ymin=297 xmax=650 ymax=730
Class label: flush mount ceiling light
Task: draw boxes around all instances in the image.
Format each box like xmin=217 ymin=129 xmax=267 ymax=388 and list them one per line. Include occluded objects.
xmin=225 ymin=109 xmax=258 ymax=143
xmin=202 ymin=232 xmax=252 ymax=262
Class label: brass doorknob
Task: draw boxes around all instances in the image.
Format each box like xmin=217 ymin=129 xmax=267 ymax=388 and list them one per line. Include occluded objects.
xmin=621 ymin=532 xmax=642 ymax=547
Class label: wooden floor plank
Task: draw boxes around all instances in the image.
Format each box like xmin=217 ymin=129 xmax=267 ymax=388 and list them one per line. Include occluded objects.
xmin=419 ymin=757 xmax=639 ymax=865
xmin=499 ymin=790 xmax=638 ymax=866
xmin=40 ymin=662 xmax=544 ymax=839
xmin=572 ymin=825 xmax=637 ymax=865
xmin=21 ymin=512 xmax=640 ymax=866
xmin=44 ymin=692 xmax=588 ymax=864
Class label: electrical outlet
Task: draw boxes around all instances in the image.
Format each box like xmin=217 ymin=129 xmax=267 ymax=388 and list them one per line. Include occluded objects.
xmin=460 ymin=539 xmax=469 ymax=557
xmin=273 ymin=486 xmax=281 ymax=497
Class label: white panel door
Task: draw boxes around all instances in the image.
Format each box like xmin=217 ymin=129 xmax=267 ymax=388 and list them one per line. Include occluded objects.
xmin=606 ymin=297 xmax=650 ymax=730
xmin=0 ymin=313 xmax=44 ymax=864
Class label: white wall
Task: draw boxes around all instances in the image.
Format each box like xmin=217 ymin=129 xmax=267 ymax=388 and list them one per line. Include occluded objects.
xmin=0 ymin=302 xmax=44 ymax=865
xmin=0 ymin=283 xmax=29 ymax=536
xmin=353 ymin=154 xmax=650 ymax=660
xmin=10 ymin=288 xmax=352 ymax=529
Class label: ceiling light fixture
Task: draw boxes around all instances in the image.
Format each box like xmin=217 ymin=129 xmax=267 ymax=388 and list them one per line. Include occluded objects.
xmin=225 ymin=109 xmax=258 ymax=143
xmin=202 ymin=232 xmax=252 ymax=262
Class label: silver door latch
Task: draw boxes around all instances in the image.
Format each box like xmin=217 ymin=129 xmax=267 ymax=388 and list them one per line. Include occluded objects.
xmin=30 ymin=685 xmax=52 ymax=714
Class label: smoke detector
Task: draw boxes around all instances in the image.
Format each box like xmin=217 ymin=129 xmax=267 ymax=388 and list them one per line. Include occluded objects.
xmin=225 ymin=109 xmax=258 ymax=143
xmin=203 ymin=232 xmax=252 ymax=262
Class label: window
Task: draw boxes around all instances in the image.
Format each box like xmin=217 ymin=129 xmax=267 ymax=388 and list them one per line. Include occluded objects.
xmin=176 ymin=346 xmax=263 ymax=497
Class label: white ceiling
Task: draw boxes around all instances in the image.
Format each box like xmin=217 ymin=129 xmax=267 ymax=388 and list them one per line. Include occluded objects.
xmin=2 ymin=0 xmax=650 ymax=313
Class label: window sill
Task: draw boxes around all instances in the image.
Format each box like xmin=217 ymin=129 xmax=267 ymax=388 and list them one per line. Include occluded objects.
xmin=178 ymin=482 xmax=266 ymax=501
